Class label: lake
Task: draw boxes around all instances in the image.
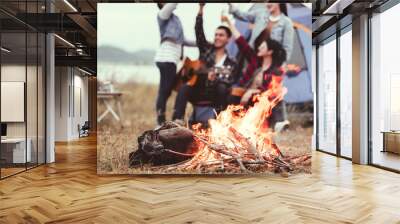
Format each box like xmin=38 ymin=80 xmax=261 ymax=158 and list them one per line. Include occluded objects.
xmin=98 ymin=63 xmax=160 ymax=84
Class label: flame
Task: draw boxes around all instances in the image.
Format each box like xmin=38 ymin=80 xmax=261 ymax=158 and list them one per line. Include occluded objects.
xmin=184 ymin=76 xmax=287 ymax=169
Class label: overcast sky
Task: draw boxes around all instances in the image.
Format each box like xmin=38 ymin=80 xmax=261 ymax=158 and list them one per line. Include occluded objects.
xmin=97 ymin=3 xmax=254 ymax=59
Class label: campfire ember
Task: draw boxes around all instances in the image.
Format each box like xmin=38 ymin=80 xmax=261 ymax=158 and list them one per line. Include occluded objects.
xmin=129 ymin=78 xmax=311 ymax=175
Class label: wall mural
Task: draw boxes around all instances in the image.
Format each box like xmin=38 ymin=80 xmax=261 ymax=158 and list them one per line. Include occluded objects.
xmin=97 ymin=2 xmax=313 ymax=175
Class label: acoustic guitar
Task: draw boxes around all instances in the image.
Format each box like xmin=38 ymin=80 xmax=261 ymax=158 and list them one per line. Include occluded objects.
xmin=175 ymin=57 xmax=236 ymax=91
xmin=174 ymin=57 xmax=203 ymax=91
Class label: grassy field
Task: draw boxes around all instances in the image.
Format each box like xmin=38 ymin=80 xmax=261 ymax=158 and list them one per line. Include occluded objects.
xmin=97 ymin=82 xmax=312 ymax=175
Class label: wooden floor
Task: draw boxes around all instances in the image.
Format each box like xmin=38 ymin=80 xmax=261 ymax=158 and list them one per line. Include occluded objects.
xmin=1 ymin=136 xmax=400 ymax=224
xmin=372 ymin=150 xmax=400 ymax=171
xmin=1 ymin=167 xmax=26 ymax=178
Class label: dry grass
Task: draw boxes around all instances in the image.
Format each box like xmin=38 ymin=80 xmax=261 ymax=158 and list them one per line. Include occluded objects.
xmin=97 ymin=82 xmax=192 ymax=174
xmin=97 ymin=82 xmax=312 ymax=175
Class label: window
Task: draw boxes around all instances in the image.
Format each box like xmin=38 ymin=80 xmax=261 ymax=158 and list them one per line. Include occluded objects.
xmin=317 ymin=36 xmax=337 ymax=154
xmin=370 ymin=3 xmax=400 ymax=171
xmin=339 ymin=28 xmax=352 ymax=158
xmin=0 ymin=2 xmax=46 ymax=179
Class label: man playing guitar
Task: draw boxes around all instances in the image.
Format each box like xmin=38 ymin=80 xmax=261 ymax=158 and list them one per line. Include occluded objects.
xmin=172 ymin=3 xmax=238 ymax=121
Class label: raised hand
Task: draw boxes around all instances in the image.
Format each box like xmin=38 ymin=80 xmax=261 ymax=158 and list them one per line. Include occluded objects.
xmin=198 ymin=3 xmax=205 ymax=15
xmin=208 ymin=70 xmax=216 ymax=81
xmin=221 ymin=14 xmax=241 ymax=39
xmin=227 ymin=3 xmax=235 ymax=13
xmin=221 ymin=15 xmax=230 ymax=24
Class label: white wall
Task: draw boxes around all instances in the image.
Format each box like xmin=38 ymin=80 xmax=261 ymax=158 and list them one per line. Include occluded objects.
xmin=71 ymin=73 xmax=89 ymax=138
xmin=1 ymin=65 xmax=27 ymax=138
xmin=1 ymin=63 xmax=46 ymax=164
xmin=55 ymin=67 xmax=89 ymax=141
xmin=55 ymin=66 xmax=69 ymax=141
xmin=1 ymin=64 xmax=26 ymax=165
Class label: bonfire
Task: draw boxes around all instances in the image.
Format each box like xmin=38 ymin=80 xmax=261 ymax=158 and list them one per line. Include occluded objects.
xmin=129 ymin=77 xmax=311 ymax=175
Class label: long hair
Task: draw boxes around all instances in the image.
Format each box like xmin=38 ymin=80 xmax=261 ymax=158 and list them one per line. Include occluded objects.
xmin=254 ymin=29 xmax=286 ymax=68
xmin=280 ymin=4 xmax=288 ymax=16
xmin=254 ymin=28 xmax=270 ymax=52
xmin=265 ymin=38 xmax=286 ymax=68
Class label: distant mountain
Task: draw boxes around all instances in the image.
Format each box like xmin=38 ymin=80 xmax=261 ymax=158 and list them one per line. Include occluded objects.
xmin=98 ymin=45 xmax=156 ymax=65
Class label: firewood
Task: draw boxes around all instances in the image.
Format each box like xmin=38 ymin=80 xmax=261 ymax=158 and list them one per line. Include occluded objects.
xmin=196 ymin=138 xmax=246 ymax=169
xmin=132 ymin=121 xmax=308 ymax=175
xmin=163 ymin=149 xmax=195 ymax=157
xmin=228 ymin=127 xmax=262 ymax=160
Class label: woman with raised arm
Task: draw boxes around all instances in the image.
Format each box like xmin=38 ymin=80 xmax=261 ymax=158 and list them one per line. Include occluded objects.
xmin=154 ymin=3 xmax=196 ymax=127
xmin=222 ymin=15 xmax=287 ymax=128
xmin=229 ymin=3 xmax=294 ymax=61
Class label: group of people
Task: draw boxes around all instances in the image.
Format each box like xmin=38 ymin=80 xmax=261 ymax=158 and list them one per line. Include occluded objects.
xmin=154 ymin=3 xmax=295 ymax=130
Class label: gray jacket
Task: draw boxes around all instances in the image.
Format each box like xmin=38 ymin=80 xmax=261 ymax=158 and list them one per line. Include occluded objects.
xmin=229 ymin=3 xmax=270 ymax=48
xmin=229 ymin=4 xmax=294 ymax=60
xmin=157 ymin=3 xmax=195 ymax=46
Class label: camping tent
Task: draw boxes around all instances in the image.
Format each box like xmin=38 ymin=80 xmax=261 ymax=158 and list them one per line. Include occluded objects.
xmin=227 ymin=3 xmax=313 ymax=104
xmin=284 ymin=3 xmax=313 ymax=104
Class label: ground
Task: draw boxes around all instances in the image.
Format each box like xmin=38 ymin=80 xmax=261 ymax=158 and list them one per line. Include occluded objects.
xmin=97 ymin=82 xmax=312 ymax=175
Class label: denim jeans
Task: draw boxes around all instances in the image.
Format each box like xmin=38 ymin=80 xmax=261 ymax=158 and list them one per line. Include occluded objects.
xmin=172 ymin=84 xmax=194 ymax=121
xmin=156 ymin=62 xmax=177 ymax=125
